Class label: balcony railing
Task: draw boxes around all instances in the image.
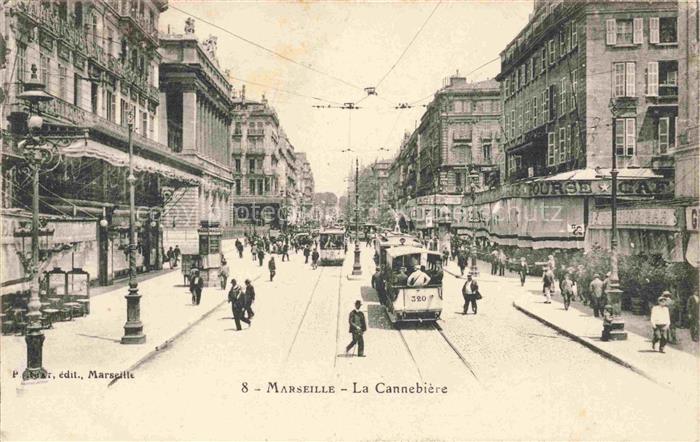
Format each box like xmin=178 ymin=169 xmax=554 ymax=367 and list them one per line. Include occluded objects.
xmin=37 ymin=97 xmax=168 ymax=154
xmin=117 ymin=4 xmax=159 ymax=44
xmin=247 ymin=129 xmax=265 ymax=137
xmin=15 ymin=1 xmax=158 ymax=103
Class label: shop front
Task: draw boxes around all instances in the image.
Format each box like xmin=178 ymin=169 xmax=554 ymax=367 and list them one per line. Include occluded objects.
xmin=586 ymin=206 xmax=685 ymax=261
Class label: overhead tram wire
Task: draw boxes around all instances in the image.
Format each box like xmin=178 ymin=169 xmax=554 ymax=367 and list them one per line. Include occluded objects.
xmin=353 ymin=2 xmax=442 ymax=108
xmin=226 ymin=74 xmax=343 ymax=106
xmin=374 ymin=1 xmax=442 ymax=91
xmin=397 ymin=55 xmax=503 ymax=109
xmin=168 ymin=5 xmax=365 ymax=94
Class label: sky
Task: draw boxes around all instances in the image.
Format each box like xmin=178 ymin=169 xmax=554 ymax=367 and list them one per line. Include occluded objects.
xmin=160 ymin=1 xmax=534 ymax=196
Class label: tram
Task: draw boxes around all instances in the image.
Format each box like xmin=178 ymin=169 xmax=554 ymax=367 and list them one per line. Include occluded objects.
xmin=377 ymin=246 xmax=444 ymax=323
xmin=319 ymin=228 xmax=346 ymax=266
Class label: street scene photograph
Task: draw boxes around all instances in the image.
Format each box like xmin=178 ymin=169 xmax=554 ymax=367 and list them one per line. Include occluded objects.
xmin=0 ymin=0 xmax=698 ymax=440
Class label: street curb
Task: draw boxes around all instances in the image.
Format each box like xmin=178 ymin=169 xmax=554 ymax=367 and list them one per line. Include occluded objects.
xmin=511 ymin=300 xmax=663 ymax=388
xmin=107 ymin=272 xmax=263 ymax=388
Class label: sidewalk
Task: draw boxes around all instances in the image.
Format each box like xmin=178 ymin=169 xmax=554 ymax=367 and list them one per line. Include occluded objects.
xmin=0 ymin=239 xmax=262 ymax=391
xmin=443 ymin=257 xmax=699 ymax=396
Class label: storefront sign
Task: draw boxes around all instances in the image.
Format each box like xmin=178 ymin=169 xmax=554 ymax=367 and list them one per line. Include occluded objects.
xmin=566 ymin=224 xmax=585 ymax=236
xmin=472 ymin=178 xmax=674 ymax=204
xmin=529 ymin=179 xmax=673 ymax=197
xmin=589 ymin=207 xmax=680 ymax=229
xmin=415 ymin=194 xmax=463 ymax=206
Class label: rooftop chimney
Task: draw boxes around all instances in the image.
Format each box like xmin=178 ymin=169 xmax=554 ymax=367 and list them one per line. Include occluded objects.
xmin=241 ymin=85 xmax=246 ymax=102
xmin=449 ymin=69 xmax=467 ymax=87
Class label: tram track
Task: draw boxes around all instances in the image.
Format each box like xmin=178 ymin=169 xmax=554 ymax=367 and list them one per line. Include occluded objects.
xmin=433 ymin=322 xmax=479 ymax=382
xmin=285 ymin=265 xmax=344 ymax=367
xmin=284 ymin=266 xmax=326 ymax=364
xmin=392 ymin=319 xmax=479 ymax=385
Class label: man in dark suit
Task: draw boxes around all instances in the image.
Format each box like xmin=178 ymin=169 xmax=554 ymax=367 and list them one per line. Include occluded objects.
xmin=189 ymin=269 xmax=204 ymax=305
xmin=462 ymin=274 xmax=479 ymax=315
xmin=228 ymin=279 xmax=250 ymax=331
xmin=244 ymin=279 xmax=256 ymax=320
xmin=345 ymin=300 xmax=367 ymax=357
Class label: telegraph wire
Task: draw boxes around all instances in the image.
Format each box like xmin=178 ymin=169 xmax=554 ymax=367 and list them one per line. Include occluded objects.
xmin=168 ymin=4 xmax=365 ymax=93
xmin=226 ymin=74 xmax=343 ymax=106
xmin=375 ymin=1 xmax=442 ymax=90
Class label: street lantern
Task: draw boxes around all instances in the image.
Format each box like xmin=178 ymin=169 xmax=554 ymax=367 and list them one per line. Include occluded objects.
xmin=605 ymin=99 xmax=627 ymax=340
xmin=464 ymin=165 xmax=481 ymax=277
xmin=121 ymin=108 xmax=146 ymax=344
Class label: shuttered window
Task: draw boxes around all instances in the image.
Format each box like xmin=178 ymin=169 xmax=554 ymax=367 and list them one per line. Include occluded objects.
xmin=547 ymin=132 xmax=556 ymax=166
xmin=615 ymin=118 xmax=636 ymax=156
xmin=650 ymin=17 xmax=660 ymax=43
xmin=647 ymin=61 xmax=659 ymax=96
xmin=606 ymin=19 xmax=617 ymax=45
xmin=633 ymin=17 xmax=643 ymax=44
xmin=626 ymin=62 xmax=636 ymax=96
xmin=559 ymin=127 xmax=567 ymax=163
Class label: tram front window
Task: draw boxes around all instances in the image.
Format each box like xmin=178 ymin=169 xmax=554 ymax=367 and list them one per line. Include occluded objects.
xmin=321 ymin=234 xmax=344 ymax=249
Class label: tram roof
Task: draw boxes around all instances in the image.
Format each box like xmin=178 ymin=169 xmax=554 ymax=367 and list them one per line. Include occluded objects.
xmin=378 ymin=235 xmax=421 ymax=245
xmin=386 ymin=246 xmax=439 ymax=258
xmin=320 ymin=228 xmax=345 ymax=234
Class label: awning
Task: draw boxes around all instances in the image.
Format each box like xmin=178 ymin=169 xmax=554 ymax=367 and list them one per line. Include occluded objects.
xmin=61 ymin=140 xmax=201 ymax=185
xmin=542 ymin=168 xmax=662 ymax=181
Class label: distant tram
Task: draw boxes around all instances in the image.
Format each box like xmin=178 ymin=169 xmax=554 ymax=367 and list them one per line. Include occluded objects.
xmin=319 ymin=228 xmax=345 ymax=266
xmin=376 ymin=246 xmax=444 ymax=323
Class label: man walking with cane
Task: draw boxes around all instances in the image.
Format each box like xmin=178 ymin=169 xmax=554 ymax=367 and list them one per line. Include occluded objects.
xmin=345 ymin=300 xmax=367 ymax=357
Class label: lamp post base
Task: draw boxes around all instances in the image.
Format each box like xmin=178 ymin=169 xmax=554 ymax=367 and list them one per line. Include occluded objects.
xmin=23 ymin=325 xmax=47 ymax=380
xmin=351 ymin=243 xmax=362 ymax=277
xmin=121 ymin=285 xmax=146 ymax=345
xmin=603 ymin=286 xmax=627 ymax=341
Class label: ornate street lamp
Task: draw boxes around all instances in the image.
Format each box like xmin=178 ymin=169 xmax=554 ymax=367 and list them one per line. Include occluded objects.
xmin=121 ymin=109 xmax=146 ymax=344
xmin=466 ymin=166 xmax=480 ymax=277
xmin=605 ymin=100 xmax=627 ymax=340
xmin=15 ymin=65 xmax=85 ymax=380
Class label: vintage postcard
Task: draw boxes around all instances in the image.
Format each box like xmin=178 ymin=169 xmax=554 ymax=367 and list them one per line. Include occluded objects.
xmin=0 ymin=0 xmax=698 ymax=440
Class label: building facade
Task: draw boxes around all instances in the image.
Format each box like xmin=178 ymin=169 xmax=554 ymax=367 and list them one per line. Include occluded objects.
xmin=230 ymin=93 xmax=309 ymax=232
xmin=159 ymin=27 xmax=234 ymax=252
xmin=0 ymin=0 xmax=208 ymax=293
xmin=295 ymin=151 xmax=315 ymax=224
xmin=489 ymin=0 xmax=681 ymax=252
xmin=390 ymin=75 xmax=503 ymax=240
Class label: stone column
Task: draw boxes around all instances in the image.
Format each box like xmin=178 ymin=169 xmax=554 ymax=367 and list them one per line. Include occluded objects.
xmin=182 ymin=91 xmax=197 ymax=152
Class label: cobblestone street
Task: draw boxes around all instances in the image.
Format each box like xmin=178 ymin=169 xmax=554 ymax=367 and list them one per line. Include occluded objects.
xmin=3 ymin=246 xmax=696 ymax=440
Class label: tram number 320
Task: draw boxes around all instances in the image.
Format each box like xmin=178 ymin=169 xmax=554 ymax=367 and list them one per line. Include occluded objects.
xmin=410 ymin=295 xmax=428 ymax=302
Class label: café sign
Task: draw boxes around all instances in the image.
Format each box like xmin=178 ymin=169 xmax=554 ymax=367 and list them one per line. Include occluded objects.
xmin=589 ymin=207 xmax=680 ymax=229
xmin=529 ymin=179 xmax=673 ymax=197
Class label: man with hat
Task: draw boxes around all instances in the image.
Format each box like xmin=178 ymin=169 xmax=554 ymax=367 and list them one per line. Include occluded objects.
xmin=395 ymin=266 xmax=409 ymax=286
xmin=687 ymin=290 xmax=699 ymax=342
xmin=244 ymin=279 xmax=256 ymax=321
xmin=345 ymin=300 xmax=367 ymax=357
xmin=189 ymin=268 xmax=204 ymax=305
xmin=650 ymin=295 xmax=671 ymax=352
xmin=662 ymin=290 xmax=679 ymax=344
xmin=227 ymin=279 xmax=250 ymax=331
xmin=462 ymin=273 xmax=480 ymax=315
xmin=588 ymin=273 xmax=605 ymax=317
